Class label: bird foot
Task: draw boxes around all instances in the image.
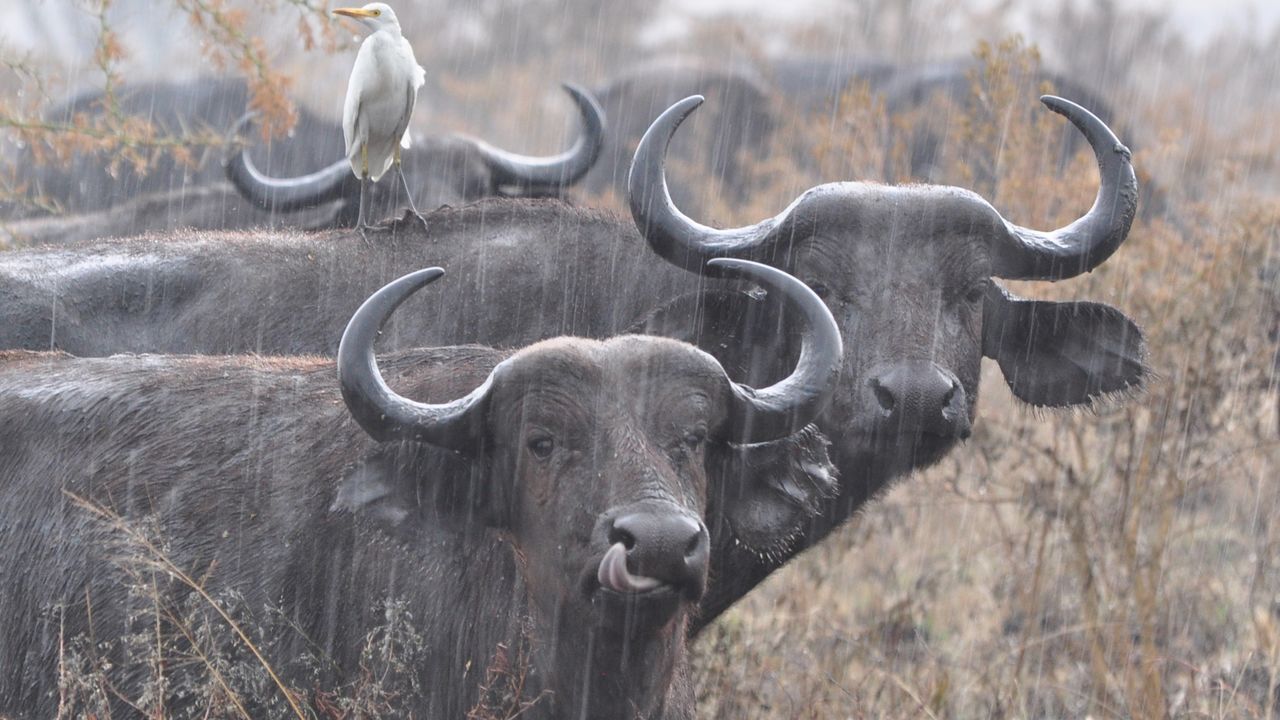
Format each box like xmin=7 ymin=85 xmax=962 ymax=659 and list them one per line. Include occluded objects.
xmin=401 ymin=208 xmax=430 ymax=235
xmin=356 ymin=223 xmax=373 ymax=247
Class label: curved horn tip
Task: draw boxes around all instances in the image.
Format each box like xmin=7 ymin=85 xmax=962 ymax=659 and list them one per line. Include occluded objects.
xmin=223 ymin=111 xmax=259 ymax=162
xmin=561 ymin=81 xmax=588 ymax=97
xmin=351 ymin=267 xmax=447 ymax=325
xmin=647 ymin=95 xmax=706 ymax=131
xmin=676 ymin=94 xmax=706 ymax=115
xmin=706 ymin=257 xmax=748 ymax=272
xmin=643 ymin=96 xmax=706 ymax=147
xmin=1038 ymin=95 xmax=1098 ymax=126
xmin=705 ymin=256 xmax=742 ymax=279
xmin=395 ymin=267 xmax=447 ymax=291
xmin=356 ymin=267 xmax=447 ymax=317
xmin=228 ymin=110 xmax=262 ymax=138
xmin=705 ymin=257 xmax=843 ymax=443
xmin=561 ymin=81 xmax=606 ymax=128
xmin=1039 ymin=94 xmax=1131 ymax=156
xmin=1039 ymin=94 xmax=1073 ymax=112
xmin=559 ymin=82 xmax=590 ymax=107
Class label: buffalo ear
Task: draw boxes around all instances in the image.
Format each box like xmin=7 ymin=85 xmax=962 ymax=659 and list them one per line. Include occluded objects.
xmin=983 ymin=282 xmax=1149 ymax=407
xmin=706 ymin=425 xmax=837 ymax=555
xmin=334 ymin=444 xmax=421 ymax=533
xmin=334 ymin=442 xmax=495 ymax=537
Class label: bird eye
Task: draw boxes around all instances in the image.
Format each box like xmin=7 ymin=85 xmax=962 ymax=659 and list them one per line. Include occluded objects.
xmin=372 ymin=8 xmax=381 ymax=15
xmin=527 ymin=436 xmax=554 ymax=459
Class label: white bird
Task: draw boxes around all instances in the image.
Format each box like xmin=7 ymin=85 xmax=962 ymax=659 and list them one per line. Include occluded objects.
xmin=332 ymin=2 xmax=426 ymax=231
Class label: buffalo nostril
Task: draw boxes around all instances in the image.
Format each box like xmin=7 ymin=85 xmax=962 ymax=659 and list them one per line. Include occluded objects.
xmin=684 ymin=531 xmax=703 ymax=559
xmin=942 ymin=380 xmax=959 ymax=407
xmin=608 ymin=524 xmax=636 ymax=550
xmin=870 ymin=378 xmax=896 ymax=413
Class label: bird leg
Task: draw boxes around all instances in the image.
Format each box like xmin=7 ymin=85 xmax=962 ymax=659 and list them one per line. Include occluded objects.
xmin=357 ymin=146 xmax=370 ymax=244
xmin=395 ymin=146 xmax=429 ymax=233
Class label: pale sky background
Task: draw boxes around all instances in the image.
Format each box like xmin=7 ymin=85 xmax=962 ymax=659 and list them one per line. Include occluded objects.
xmin=674 ymin=0 xmax=1280 ymax=47
xmin=2 ymin=0 xmax=1277 ymax=91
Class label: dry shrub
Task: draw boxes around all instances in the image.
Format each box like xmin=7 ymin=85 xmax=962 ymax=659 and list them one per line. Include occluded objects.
xmin=47 ymin=496 xmax=448 ymax=719
xmin=0 ymin=0 xmax=334 ymax=216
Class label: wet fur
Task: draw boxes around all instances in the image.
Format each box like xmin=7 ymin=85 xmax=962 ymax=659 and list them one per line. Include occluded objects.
xmin=0 ymin=345 xmax=833 ymax=718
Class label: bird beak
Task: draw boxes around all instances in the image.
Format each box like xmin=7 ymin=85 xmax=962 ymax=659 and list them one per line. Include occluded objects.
xmin=332 ymin=7 xmax=378 ymax=18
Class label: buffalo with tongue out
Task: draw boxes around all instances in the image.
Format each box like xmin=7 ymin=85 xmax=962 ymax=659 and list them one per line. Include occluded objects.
xmin=0 ymin=255 xmax=840 ymax=718
xmin=331 ymin=256 xmax=842 ymax=717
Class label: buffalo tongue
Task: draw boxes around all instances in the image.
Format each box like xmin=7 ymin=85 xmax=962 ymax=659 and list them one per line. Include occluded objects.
xmin=597 ymin=542 xmax=662 ymax=593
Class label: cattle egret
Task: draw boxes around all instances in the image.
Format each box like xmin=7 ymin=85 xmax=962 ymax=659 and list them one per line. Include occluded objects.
xmin=332 ymin=2 xmax=426 ymax=231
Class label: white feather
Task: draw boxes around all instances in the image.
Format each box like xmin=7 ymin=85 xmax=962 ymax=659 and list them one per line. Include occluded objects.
xmin=337 ymin=3 xmax=425 ymax=182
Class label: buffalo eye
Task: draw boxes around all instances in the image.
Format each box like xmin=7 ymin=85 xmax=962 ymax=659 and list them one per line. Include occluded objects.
xmin=681 ymin=430 xmax=706 ymax=450
xmin=963 ymin=280 xmax=989 ymax=305
xmin=527 ymin=435 xmax=555 ymax=460
xmin=807 ymin=281 xmax=831 ymax=300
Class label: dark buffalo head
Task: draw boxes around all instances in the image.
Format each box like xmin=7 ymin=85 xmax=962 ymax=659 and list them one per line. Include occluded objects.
xmin=225 ymin=83 xmax=606 ymax=226
xmin=588 ymin=60 xmax=776 ymax=213
xmin=333 ymin=258 xmax=840 ymax=715
xmin=630 ymin=95 xmax=1146 ymax=491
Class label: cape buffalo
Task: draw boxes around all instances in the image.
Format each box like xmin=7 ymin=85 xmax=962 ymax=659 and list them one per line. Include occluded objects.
xmin=3 ymin=77 xmax=313 ymax=219
xmin=586 ymin=59 xmax=776 ymax=212
xmin=0 ymin=183 xmax=340 ymax=247
xmin=1 ymin=78 xmax=604 ymax=239
xmin=0 ymin=200 xmax=689 ymax=356
xmin=0 ymin=92 xmax=1146 ymax=634
xmin=771 ymin=56 xmax=1116 ymax=137
xmin=628 ymin=94 xmax=1148 ymax=627
xmin=225 ymin=83 xmax=606 ymax=228
xmin=0 ymin=258 xmax=841 ymax=718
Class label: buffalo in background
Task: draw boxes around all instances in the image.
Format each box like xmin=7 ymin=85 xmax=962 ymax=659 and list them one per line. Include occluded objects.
xmin=586 ymin=58 xmax=775 ymax=211
xmin=1 ymin=78 xmax=604 ymax=243
xmin=1 ymin=54 xmax=1135 ymax=243
xmin=18 ymin=78 xmax=343 ymax=215
xmin=770 ymin=55 xmax=1120 ymax=182
xmin=225 ymin=83 xmax=604 ymax=228
xmin=588 ymin=54 xmax=1141 ymax=217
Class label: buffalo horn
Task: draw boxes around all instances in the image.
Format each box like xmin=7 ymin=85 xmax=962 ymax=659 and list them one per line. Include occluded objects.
xmin=990 ymin=96 xmax=1139 ymax=281
xmin=226 ymin=84 xmax=605 ymax=213
xmin=467 ymin=83 xmax=606 ymax=193
xmin=337 ymin=268 xmax=494 ymax=450
xmin=707 ymin=258 xmax=842 ymax=443
xmin=629 ymin=96 xmax=817 ymax=272
xmin=223 ymin=113 xmax=355 ymax=213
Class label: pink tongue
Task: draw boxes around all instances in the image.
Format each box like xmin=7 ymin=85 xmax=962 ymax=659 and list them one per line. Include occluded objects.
xmin=597 ymin=542 xmax=662 ymax=593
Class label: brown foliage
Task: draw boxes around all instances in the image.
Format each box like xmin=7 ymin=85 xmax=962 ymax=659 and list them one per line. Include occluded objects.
xmin=0 ymin=0 xmax=335 ymax=216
